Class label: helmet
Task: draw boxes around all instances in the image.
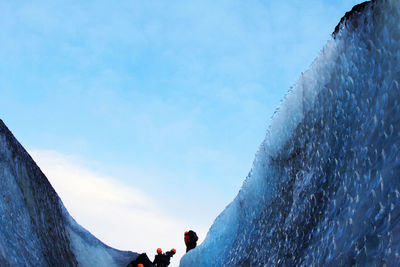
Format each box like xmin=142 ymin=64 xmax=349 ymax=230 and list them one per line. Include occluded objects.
xmin=157 ymin=248 xmax=162 ymax=254
xmin=171 ymin=248 xmax=176 ymax=254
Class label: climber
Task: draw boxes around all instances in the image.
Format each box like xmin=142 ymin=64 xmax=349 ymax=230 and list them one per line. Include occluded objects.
xmin=153 ymin=248 xmax=163 ymax=265
xmin=126 ymin=252 xmax=155 ymax=267
xmin=153 ymin=248 xmax=176 ymax=267
xmin=184 ymin=230 xmax=198 ymax=252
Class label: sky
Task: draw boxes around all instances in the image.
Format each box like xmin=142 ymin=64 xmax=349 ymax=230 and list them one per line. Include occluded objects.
xmin=0 ymin=0 xmax=362 ymax=265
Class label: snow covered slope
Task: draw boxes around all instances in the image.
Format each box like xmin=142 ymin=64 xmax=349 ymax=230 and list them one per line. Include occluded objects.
xmin=0 ymin=119 xmax=137 ymax=266
xmin=181 ymin=0 xmax=400 ymax=266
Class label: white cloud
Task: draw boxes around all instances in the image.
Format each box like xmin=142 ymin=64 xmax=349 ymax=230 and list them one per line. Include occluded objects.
xmin=29 ymin=149 xmax=204 ymax=267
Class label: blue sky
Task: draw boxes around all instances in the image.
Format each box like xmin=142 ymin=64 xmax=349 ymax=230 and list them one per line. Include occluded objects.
xmin=0 ymin=0 xmax=361 ymax=263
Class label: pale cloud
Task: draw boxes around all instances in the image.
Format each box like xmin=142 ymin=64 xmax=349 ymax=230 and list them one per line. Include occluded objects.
xmin=29 ymin=149 xmax=206 ymax=267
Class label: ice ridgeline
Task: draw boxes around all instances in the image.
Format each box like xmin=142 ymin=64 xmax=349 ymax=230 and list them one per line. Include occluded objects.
xmin=0 ymin=120 xmax=137 ymax=266
xmin=181 ymin=0 xmax=400 ymax=266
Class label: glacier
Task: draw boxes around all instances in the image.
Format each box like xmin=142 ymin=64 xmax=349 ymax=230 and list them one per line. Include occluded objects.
xmin=181 ymin=0 xmax=400 ymax=266
xmin=0 ymin=119 xmax=138 ymax=266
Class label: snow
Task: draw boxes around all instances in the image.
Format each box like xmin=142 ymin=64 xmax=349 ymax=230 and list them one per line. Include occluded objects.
xmin=181 ymin=0 xmax=400 ymax=266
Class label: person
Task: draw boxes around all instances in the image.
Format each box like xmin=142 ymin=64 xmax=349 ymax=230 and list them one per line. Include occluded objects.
xmin=153 ymin=248 xmax=163 ymax=266
xmin=126 ymin=253 xmax=155 ymax=267
xmin=184 ymin=230 xmax=198 ymax=252
xmin=153 ymin=248 xmax=176 ymax=267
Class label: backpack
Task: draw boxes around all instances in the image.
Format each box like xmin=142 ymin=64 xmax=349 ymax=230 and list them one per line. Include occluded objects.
xmin=187 ymin=230 xmax=198 ymax=242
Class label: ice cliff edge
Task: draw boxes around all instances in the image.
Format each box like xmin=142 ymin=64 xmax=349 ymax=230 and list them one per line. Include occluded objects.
xmin=181 ymin=0 xmax=400 ymax=266
xmin=0 ymin=119 xmax=137 ymax=266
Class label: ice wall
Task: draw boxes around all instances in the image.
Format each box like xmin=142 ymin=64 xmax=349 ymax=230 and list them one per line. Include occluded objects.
xmin=0 ymin=119 xmax=137 ymax=266
xmin=181 ymin=0 xmax=400 ymax=266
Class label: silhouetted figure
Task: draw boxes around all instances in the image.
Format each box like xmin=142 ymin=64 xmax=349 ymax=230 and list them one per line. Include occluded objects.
xmin=153 ymin=248 xmax=163 ymax=266
xmin=153 ymin=249 xmax=176 ymax=267
xmin=184 ymin=230 xmax=198 ymax=253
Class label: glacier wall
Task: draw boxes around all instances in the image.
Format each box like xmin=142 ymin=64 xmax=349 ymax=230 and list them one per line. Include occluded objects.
xmin=181 ymin=0 xmax=400 ymax=266
xmin=0 ymin=119 xmax=137 ymax=266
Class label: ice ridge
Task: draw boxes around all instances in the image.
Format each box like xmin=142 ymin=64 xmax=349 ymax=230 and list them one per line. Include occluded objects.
xmin=180 ymin=0 xmax=400 ymax=266
xmin=0 ymin=119 xmax=137 ymax=266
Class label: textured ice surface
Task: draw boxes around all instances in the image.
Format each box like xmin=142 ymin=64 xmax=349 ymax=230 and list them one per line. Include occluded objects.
xmin=0 ymin=120 xmax=137 ymax=266
xmin=181 ymin=0 xmax=400 ymax=266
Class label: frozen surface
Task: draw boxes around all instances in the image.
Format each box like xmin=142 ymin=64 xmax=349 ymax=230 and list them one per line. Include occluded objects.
xmin=181 ymin=0 xmax=400 ymax=266
xmin=0 ymin=119 xmax=137 ymax=266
